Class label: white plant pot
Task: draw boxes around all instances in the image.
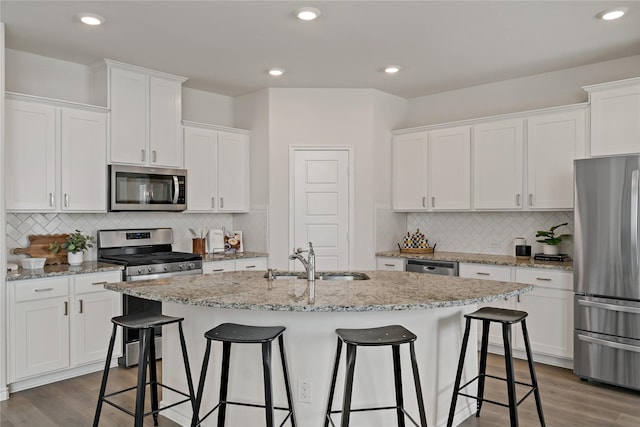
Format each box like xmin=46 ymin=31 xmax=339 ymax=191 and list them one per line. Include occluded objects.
xmin=542 ymin=244 xmax=559 ymax=255
xmin=67 ymin=251 xmax=84 ymax=266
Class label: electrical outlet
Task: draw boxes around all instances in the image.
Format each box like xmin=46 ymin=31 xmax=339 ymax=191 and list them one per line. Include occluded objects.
xmin=298 ymin=379 xmax=312 ymax=403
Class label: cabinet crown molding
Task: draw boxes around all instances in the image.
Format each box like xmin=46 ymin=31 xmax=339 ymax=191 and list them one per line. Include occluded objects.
xmin=5 ymin=91 xmax=109 ymax=113
xmin=582 ymin=76 xmax=640 ymax=93
xmin=182 ymin=120 xmax=250 ymax=134
xmin=91 ymin=58 xmax=188 ymax=83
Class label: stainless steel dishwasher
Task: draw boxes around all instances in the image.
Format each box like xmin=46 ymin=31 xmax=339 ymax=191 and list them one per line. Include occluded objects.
xmin=406 ymin=259 xmax=459 ymax=276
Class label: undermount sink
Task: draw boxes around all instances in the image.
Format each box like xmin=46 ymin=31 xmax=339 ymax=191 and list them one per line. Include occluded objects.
xmin=265 ymin=272 xmax=370 ymax=281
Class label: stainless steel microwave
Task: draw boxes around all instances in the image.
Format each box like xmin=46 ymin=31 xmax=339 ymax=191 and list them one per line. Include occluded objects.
xmin=109 ymin=165 xmax=187 ymax=211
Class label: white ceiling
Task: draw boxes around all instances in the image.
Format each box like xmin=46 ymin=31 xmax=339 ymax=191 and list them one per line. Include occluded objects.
xmin=2 ymin=1 xmax=640 ymax=99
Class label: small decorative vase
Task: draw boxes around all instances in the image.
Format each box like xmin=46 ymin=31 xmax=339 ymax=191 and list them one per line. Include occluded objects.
xmin=67 ymin=251 xmax=84 ymax=266
xmin=542 ymin=244 xmax=559 ymax=255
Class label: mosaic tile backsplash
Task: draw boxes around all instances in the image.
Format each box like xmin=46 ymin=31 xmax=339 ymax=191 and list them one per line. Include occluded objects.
xmin=407 ymin=211 xmax=574 ymax=256
xmin=6 ymin=212 xmax=236 ymax=262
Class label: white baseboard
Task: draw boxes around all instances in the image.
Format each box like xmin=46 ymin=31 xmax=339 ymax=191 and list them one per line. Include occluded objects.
xmin=440 ymin=401 xmax=475 ymax=427
xmin=0 ymin=386 xmax=9 ymax=401
xmin=486 ymin=343 xmax=573 ymax=369
xmin=8 ymin=358 xmax=119 ymax=394
xmin=160 ymin=401 xmax=192 ymax=426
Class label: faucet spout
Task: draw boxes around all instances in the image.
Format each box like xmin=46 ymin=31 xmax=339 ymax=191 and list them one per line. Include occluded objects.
xmin=289 ymin=242 xmax=316 ymax=303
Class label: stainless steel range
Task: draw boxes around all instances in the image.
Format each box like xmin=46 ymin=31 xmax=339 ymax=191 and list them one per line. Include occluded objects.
xmin=97 ymin=227 xmax=202 ymax=366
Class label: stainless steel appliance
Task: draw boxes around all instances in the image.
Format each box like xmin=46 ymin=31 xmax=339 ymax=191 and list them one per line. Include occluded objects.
xmin=109 ymin=164 xmax=187 ymax=211
xmin=406 ymin=259 xmax=459 ymax=276
xmin=574 ymin=156 xmax=640 ymax=391
xmin=97 ymin=228 xmax=202 ymax=367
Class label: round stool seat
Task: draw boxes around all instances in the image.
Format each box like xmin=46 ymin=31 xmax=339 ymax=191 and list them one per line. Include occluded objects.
xmin=204 ymin=323 xmax=286 ymax=343
xmin=111 ymin=311 xmax=184 ymax=329
xmin=465 ymin=307 xmax=528 ymax=324
xmin=336 ymin=324 xmax=417 ymax=346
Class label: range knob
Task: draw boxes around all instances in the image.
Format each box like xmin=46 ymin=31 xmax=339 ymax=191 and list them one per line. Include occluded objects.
xmin=163 ymin=265 xmax=170 ymax=272
xmin=147 ymin=266 xmax=153 ymax=273
xmin=137 ymin=267 xmax=145 ymax=274
xmin=178 ymin=263 xmax=185 ymax=270
xmin=188 ymin=262 xmax=196 ymax=270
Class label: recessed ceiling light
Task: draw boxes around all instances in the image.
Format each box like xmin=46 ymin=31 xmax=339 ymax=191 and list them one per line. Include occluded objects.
xmin=384 ymin=65 xmax=402 ymax=74
xmin=268 ymin=68 xmax=286 ymax=77
xmin=597 ymin=7 xmax=628 ymax=20
xmin=295 ymin=7 xmax=321 ymax=21
xmin=78 ymin=13 xmax=105 ymax=26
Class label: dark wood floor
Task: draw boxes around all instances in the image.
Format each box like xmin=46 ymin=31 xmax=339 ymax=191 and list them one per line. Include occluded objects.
xmin=1 ymin=355 xmax=639 ymax=426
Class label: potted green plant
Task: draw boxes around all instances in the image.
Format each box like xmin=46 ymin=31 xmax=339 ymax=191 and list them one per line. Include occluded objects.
xmin=535 ymin=222 xmax=570 ymax=255
xmin=49 ymin=230 xmax=95 ymax=265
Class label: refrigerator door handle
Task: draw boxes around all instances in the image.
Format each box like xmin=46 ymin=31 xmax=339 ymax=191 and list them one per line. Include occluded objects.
xmin=632 ymin=170 xmax=640 ymax=295
xmin=578 ymin=298 xmax=640 ymax=314
xmin=577 ymin=333 xmax=640 ymax=353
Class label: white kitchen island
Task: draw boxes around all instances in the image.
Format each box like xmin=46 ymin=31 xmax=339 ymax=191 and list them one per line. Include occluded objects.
xmin=105 ymin=271 xmax=531 ymax=427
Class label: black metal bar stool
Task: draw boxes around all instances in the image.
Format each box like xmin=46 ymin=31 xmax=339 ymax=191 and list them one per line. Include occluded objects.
xmin=93 ymin=312 xmax=196 ymax=427
xmin=191 ymin=323 xmax=296 ymax=427
xmin=324 ymin=324 xmax=428 ymax=427
xmin=447 ymin=307 xmax=545 ymax=427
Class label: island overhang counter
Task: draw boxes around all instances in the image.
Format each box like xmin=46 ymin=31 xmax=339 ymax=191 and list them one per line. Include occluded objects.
xmin=105 ymin=270 xmax=532 ymax=427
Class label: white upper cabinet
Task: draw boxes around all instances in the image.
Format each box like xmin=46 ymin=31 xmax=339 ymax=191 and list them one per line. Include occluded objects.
xmin=392 ymin=131 xmax=428 ymax=211
xmin=584 ymin=77 xmax=640 ymax=157
xmin=472 ymin=119 xmax=524 ymax=210
xmin=5 ymin=95 xmax=108 ymax=212
xmin=95 ymin=59 xmax=187 ymax=168
xmin=184 ymin=123 xmax=250 ymax=213
xmin=428 ymin=125 xmax=471 ymax=210
xmin=526 ymin=107 xmax=586 ymax=210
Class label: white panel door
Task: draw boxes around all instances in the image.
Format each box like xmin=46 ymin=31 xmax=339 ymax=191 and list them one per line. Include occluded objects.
xmin=293 ymin=150 xmax=350 ymax=271
xmin=392 ymin=132 xmax=428 ymax=211
xmin=473 ymin=119 xmax=524 ymax=210
xmin=60 ymin=108 xmax=107 ymax=212
xmin=218 ymin=131 xmax=250 ymax=212
xmin=184 ymin=126 xmax=218 ymax=211
xmin=428 ymin=126 xmax=471 ymax=210
xmin=5 ymin=99 xmax=57 ymax=211
xmin=527 ymin=109 xmax=585 ymax=210
xmin=149 ymin=76 xmax=183 ymax=168
xmin=109 ymin=67 xmax=147 ymax=164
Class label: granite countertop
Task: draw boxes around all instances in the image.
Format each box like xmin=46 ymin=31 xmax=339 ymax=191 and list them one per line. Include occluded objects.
xmin=6 ymin=262 xmax=124 ymax=281
xmin=376 ymin=250 xmax=573 ymax=271
xmin=203 ymin=251 xmax=268 ymax=262
xmin=104 ymin=270 xmax=532 ymax=313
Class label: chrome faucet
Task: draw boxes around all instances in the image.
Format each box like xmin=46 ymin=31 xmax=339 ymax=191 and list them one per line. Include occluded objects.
xmin=289 ymin=242 xmax=316 ymax=303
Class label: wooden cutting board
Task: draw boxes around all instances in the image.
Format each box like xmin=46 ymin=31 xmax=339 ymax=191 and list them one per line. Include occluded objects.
xmin=13 ymin=234 xmax=69 ymax=265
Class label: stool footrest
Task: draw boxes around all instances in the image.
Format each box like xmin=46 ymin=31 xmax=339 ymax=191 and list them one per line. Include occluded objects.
xmin=327 ymin=405 xmax=422 ymax=427
xmin=457 ymin=374 xmax=538 ymax=408
xmin=100 ymin=381 xmax=193 ymax=418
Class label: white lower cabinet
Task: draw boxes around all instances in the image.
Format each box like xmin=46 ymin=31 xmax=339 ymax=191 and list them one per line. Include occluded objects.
xmin=459 ymin=263 xmax=573 ymax=367
xmin=376 ymin=257 xmax=406 ymax=271
xmin=203 ymin=257 xmax=267 ymax=274
xmin=8 ymin=271 xmax=122 ymax=387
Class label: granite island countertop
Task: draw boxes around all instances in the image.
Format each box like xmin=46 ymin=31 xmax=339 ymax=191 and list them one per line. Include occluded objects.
xmin=104 ymin=270 xmax=532 ymax=312
xmin=6 ymin=262 xmax=124 ymax=281
xmin=376 ymin=250 xmax=573 ymax=271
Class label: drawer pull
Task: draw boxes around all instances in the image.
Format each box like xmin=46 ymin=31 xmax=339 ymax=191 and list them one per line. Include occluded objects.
xmin=476 ymin=272 xmax=490 ymax=276
xmin=35 ymin=287 xmax=54 ymax=292
xmin=92 ymin=281 xmax=108 ymax=286
xmin=244 ymin=265 xmax=256 ymax=269
xmin=536 ymin=277 xmax=552 ymax=281
xmin=578 ymin=333 xmax=640 ymax=353
xmin=212 ymin=269 xmax=224 ymax=272
xmin=385 ymin=263 xmax=395 ymax=267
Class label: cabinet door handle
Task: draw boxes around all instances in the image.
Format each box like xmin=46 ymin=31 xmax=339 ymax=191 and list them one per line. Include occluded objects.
xmin=536 ymin=277 xmax=552 ymax=281
xmin=79 ymin=299 xmax=84 ymax=314
xmin=141 ymin=149 xmax=146 ymax=162
xmin=529 ymin=193 xmax=534 ymax=206
xmin=517 ymin=295 xmax=521 ymax=303
xmin=431 ymin=196 xmax=435 ymax=208
xmin=64 ymin=301 xmax=68 ymax=316
xmin=422 ymin=197 xmax=426 ymax=208
xmin=49 ymin=193 xmax=55 ymax=207
xmin=35 ymin=287 xmax=54 ymax=292
xmin=152 ymin=150 xmax=157 ymax=163
xmin=476 ymin=272 xmax=490 ymax=276
xmin=64 ymin=193 xmax=69 ymax=207
xmin=220 ymin=197 xmax=224 ymax=209
xmin=516 ymin=193 xmax=521 ymax=207
xmin=92 ymin=281 xmax=107 ymax=286
xmin=211 ymin=197 xmax=215 ymax=208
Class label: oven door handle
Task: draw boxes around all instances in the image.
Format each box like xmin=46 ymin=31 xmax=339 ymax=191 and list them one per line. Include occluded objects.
xmin=173 ymin=175 xmax=179 ymax=204
xmin=577 ymin=333 xmax=640 ymax=353
xmin=578 ymin=299 xmax=640 ymax=314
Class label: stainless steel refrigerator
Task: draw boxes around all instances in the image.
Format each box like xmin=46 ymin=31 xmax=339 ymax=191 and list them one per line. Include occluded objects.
xmin=574 ymin=155 xmax=640 ymax=391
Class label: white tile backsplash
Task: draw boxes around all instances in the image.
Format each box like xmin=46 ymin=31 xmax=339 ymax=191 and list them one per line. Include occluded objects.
xmin=407 ymin=211 xmax=574 ymax=256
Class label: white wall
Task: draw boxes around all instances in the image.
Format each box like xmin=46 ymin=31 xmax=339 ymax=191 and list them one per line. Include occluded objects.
xmin=404 ymin=54 xmax=640 ymax=127
xmin=182 ymin=87 xmax=233 ymax=126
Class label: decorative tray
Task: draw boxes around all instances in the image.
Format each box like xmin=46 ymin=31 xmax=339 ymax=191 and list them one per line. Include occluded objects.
xmin=400 ymin=247 xmax=434 ymax=254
